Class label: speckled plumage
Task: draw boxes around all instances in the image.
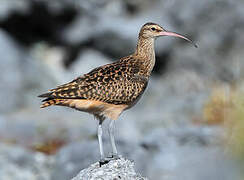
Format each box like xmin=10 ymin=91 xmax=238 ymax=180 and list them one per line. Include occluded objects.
xmin=38 ymin=22 xmax=196 ymax=162
xmin=38 ymin=23 xmax=164 ymax=121
xmin=39 ymin=56 xmax=148 ymax=106
xmin=39 ymin=22 xmax=196 ymax=122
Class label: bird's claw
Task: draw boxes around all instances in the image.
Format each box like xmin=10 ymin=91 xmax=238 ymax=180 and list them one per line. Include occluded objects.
xmin=99 ymin=154 xmax=122 ymax=167
xmin=99 ymin=158 xmax=110 ymax=167
xmin=107 ymin=154 xmax=122 ymax=160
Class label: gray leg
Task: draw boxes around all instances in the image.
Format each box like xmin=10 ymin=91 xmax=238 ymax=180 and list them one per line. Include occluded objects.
xmin=108 ymin=120 xmax=118 ymax=157
xmin=97 ymin=122 xmax=105 ymax=160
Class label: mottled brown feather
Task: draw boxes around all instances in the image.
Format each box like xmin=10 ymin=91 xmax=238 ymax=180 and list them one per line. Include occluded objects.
xmin=38 ymin=23 xmax=164 ymax=121
xmin=39 ymin=56 xmax=149 ymax=107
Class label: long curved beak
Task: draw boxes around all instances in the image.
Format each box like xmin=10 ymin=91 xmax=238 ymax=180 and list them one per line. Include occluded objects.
xmin=159 ymin=30 xmax=198 ymax=48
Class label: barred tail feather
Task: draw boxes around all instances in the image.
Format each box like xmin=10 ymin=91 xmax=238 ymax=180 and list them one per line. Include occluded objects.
xmin=40 ymin=99 xmax=66 ymax=108
xmin=38 ymin=92 xmax=53 ymax=98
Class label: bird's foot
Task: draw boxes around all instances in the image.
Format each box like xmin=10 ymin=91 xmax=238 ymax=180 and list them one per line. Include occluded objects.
xmin=107 ymin=154 xmax=122 ymax=160
xmin=99 ymin=158 xmax=110 ymax=167
xmin=99 ymin=154 xmax=122 ymax=167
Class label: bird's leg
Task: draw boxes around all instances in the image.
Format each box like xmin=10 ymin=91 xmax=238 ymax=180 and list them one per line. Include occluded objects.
xmin=98 ymin=121 xmax=108 ymax=166
xmin=108 ymin=120 xmax=120 ymax=159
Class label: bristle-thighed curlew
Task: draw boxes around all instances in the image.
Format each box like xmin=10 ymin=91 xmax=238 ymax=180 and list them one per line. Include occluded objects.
xmin=38 ymin=22 xmax=197 ymax=165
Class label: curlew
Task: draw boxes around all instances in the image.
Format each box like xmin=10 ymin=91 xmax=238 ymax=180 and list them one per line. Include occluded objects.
xmin=38 ymin=22 xmax=197 ymax=165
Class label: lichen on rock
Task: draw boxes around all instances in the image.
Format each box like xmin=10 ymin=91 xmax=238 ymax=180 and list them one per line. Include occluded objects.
xmin=72 ymin=158 xmax=147 ymax=180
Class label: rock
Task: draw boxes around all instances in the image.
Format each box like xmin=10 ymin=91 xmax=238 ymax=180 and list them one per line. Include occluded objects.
xmin=0 ymin=30 xmax=57 ymax=114
xmin=159 ymin=0 xmax=244 ymax=82
xmin=0 ymin=143 xmax=54 ymax=180
xmin=146 ymin=146 xmax=241 ymax=180
xmin=52 ymin=141 xmax=99 ymax=180
xmin=0 ymin=0 xmax=30 ymax=21
xmin=71 ymin=158 xmax=147 ymax=180
xmin=0 ymin=108 xmax=95 ymax=147
xmin=0 ymin=30 xmax=23 ymax=113
xmin=52 ymin=140 xmax=149 ymax=180
xmin=140 ymin=126 xmax=241 ymax=180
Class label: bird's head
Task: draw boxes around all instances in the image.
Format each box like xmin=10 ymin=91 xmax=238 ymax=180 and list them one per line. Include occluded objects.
xmin=139 ymin=22 xmax=197 ymax=48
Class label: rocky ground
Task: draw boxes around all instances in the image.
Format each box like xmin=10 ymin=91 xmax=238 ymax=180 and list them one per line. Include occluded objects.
xmin=72 ymin=158 xmax=147 ymax=180
xmin=0 ymin=0 xmax=244 ymax=179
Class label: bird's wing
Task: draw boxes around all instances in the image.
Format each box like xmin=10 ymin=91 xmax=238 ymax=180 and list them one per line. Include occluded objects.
xmin=38 ymin=61 xmax=148 ymax=105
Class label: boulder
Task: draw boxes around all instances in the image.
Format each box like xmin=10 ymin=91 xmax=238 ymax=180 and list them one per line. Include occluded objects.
xmin=71 ymin=158 xmax=147 ymax=180
xmin=0 ymin=143 xmax=53 ymax=180
xmin=0 ymin=30 xmax=56 ymax=113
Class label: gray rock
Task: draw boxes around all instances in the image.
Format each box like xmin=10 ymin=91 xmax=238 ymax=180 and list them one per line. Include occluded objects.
xmin=0 ymin=0 xmax=30 ymax=21
xmin=0 ymin=108 xmax=95 ymax=147
xmin=146 ymin=146 xmax=241 ymax=180
xmin=0 ymin=143 xmax=54 ymax=180
xmin=140 ymin=126 xmax=241 ymax=180
xmin=0 ymin=30 xmax=56 ymax=114
xmin=71 ymin=158 xmax=147 ymax=180
xmin=52 ymin=141 xmax=99 ymax=180
xmin=0 ymin=30 xmax=23 ymax=113
xmin=160 ymin=0 xmax=244 ymax=82
xmin=52 ymin=140 xmax=149 ymax=180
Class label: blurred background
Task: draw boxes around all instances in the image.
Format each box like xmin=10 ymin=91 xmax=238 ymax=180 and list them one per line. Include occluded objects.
xmin=0 ymin=0 xmax=244 ymax=179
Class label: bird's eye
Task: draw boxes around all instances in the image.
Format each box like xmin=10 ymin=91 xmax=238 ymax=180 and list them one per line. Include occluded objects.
xmin=151 ymin=27 xmax=156 ymax=31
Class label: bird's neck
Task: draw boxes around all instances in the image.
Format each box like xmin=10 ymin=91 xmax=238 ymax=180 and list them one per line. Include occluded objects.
xmin=134 ymin=37 xmax=155 ymax=75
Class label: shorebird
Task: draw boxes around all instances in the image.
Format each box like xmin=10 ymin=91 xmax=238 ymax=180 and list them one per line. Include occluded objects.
xmin=38 ymin=22 xmax=196 ymax=165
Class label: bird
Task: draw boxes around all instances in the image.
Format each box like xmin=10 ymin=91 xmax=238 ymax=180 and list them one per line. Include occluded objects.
xmin=38 ymin=22 xmax=197 ymax=165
